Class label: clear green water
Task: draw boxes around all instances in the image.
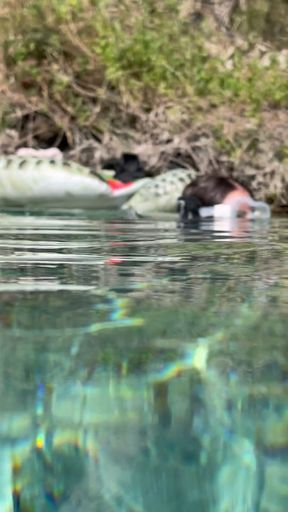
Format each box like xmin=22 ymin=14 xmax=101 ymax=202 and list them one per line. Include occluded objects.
xmin=0 ymin=210 xmax=287 ymax=512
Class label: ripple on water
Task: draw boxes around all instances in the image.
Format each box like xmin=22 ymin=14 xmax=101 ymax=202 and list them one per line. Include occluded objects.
xmin=0 ymin=210 xmax=287 ymax=511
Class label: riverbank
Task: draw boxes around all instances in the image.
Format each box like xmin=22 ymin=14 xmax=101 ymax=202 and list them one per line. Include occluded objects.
xmin=1 ymin=0 xmax=288 ymax=209
xmin=1 ymin=105 xmax=288 ymax=211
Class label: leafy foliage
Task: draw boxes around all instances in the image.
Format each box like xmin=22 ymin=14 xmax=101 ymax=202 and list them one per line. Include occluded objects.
xmin=1 ymin=0 xmax=288 ymax=133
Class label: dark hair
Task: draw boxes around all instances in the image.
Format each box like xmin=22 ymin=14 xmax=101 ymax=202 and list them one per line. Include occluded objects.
xmin=183 ymin=176 xmax=236 ymax=205
xmin=178 ymin=175 xmax=252 ymax=221
xmin=102 ymin=153 xmax=147 ymax=183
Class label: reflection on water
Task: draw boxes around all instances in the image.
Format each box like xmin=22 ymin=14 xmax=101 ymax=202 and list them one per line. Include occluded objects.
xmin=0 ymin=209 xmax=287 ymax=511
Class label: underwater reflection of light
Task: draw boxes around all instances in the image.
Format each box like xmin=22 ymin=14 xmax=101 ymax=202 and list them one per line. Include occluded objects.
xmin=151 ymin=341 xmax=209 ymax=383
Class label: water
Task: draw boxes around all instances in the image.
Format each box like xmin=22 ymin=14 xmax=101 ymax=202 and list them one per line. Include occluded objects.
xmin=0 ymin=209 xmax=287 ymax=512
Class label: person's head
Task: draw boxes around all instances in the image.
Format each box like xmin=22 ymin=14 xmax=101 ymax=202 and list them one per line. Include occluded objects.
xmin=178 ymin=175 xmax=252 ymax=220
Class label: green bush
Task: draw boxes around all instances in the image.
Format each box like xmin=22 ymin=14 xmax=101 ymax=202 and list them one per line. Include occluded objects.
xmin=1 ymin=0 xmax=288 ymax=131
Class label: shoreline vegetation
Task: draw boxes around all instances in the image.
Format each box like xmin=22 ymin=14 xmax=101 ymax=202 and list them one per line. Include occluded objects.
xmin=0 ymin=0 xmax=288 ymax=209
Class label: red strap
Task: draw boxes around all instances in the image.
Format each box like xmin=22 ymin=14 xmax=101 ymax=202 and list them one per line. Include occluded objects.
xmin=107 ymin=179 xmax=134 ymax=191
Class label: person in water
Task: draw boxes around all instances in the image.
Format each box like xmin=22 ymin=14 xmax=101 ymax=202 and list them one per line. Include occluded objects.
xmin=178 ymin=175 xmax=253 ymax=221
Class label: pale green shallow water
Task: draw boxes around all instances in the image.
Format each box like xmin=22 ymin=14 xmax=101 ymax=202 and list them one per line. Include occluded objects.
xmin=0 ymin=210 xmax=287 ymax=512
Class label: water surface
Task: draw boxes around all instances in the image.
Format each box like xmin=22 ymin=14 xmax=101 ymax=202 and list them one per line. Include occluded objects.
xmin=0 ymin=209 xmax=287 ymax=511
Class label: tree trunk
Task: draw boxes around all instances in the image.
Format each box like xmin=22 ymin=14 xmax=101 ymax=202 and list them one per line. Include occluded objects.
xmin=211 ymin=0 xmax=239 ymax=28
